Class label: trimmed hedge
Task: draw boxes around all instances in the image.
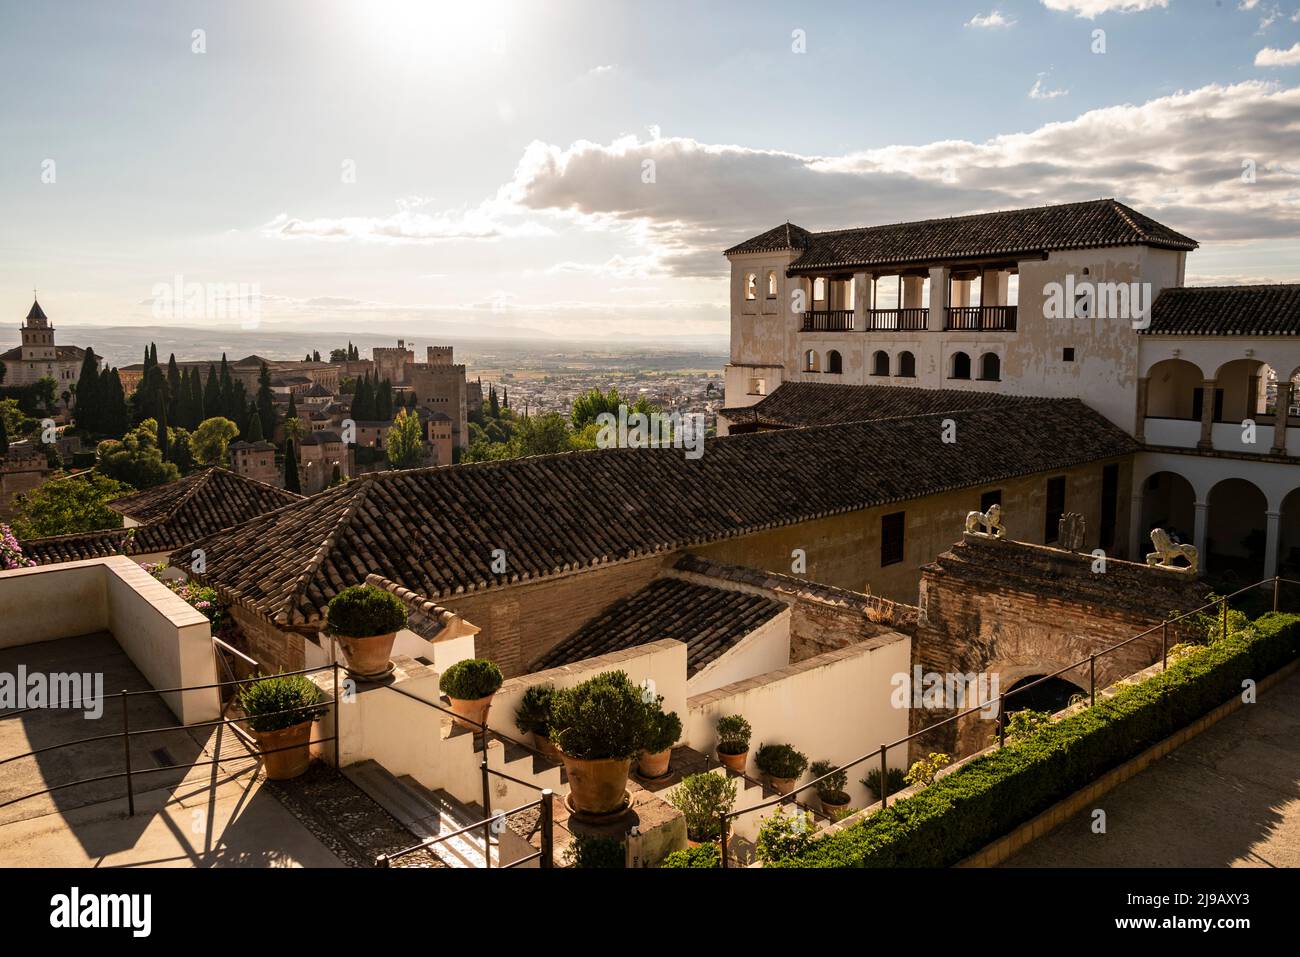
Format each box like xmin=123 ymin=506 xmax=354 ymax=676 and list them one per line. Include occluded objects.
xmin=660 ymin=843 xmax=720 ymax=868
xmin=773 ymin=612 xmax=1300 ymax=868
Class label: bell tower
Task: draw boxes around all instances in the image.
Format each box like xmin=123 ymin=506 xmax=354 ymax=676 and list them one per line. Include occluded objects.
xmin=20 ymin=297 xmax=56 ymax=362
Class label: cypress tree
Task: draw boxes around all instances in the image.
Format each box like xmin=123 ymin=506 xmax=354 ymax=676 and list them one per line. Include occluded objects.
xmin=190 ymin=367 xmax=205 ymax=426
xmin=156 ymin=404 xmax=169 ymax=460
xmin=203 ymin=365 xmax=221 ymax=422
xmin=218 ymin=354 xmax=234 ymax=420
xmin=73 ymin=348 xmax=101 ymax=434
xmin=245 ymin=403 xmax=264 ymax=442
xmin=256 ymin=363 xmax=276 ymax=438
xmin=0 ymin=413 xmax=8 ymax=455
xmin=107 ymin=368 xmax=129 ymax=438
xmin=166 ymin=354 xmax=181 ymax=424
xmin=287 ymin=390 xmax=298 ymax=422
xmin=283 ymin=439 xmax=301 ymax=493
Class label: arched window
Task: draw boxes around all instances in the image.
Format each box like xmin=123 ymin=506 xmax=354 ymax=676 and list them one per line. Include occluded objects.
xmin=871 ymin=350 xmax=890 ymax=377
xmin=897 ymin=351 xmax=916 ymax=378
xmin=804 ymin=349 xmax=820 ymax=373
xmin=827 ymin=350 xmax=843 ymax=374
xmin=979 ymin=352 xmax=1001 ymax=381
xmin=745 ymin=273 xmax=757 ymax=300
xmin=813 ymin=277 xmax=826 ymax=302
xmin=767 ymin=270 xmax=778 ymax=298
xmin=950 ymin=351 xmax=971 ymax=380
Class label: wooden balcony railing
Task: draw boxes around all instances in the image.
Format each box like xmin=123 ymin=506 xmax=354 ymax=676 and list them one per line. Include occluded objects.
xmin=801 ymin=310 xmax=855 ymax=332
xmin=945 ymin=305 xmax=1017 ymax=331
xmin=864 ymin=308 xmax=929 ymax=331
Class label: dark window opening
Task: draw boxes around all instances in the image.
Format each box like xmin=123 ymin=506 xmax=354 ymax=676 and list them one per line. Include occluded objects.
xmin=827 ymin=350 xmax=843 ymax=374
xmin=871 ymin=351 xmax=890 ymax=376
xmin=897 ymin=351 xmax=916 ymax=378
xmin=1045 ymin=476 xmax=1067 ymax=543
xmin=978 ymin=352 xmax=1001 ymax=381
xmin=881 ymin=511 xmax=905 ymax=566
xmin=980 ymin=489 xmax=1002 ymax=513
xmin=950 ymin=352 xmax=971 ymax=380
xmin=1191 ymin=387 xmax=1225 ymax=423
xmin=1062 ymin=347 xmax=1075 ymax=362
xmin=1100 ymin=463 xmax=1119 ymax=550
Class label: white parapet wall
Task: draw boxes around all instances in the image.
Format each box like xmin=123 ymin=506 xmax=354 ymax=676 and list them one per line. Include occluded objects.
xmin=685 ymin=632 xmax=913 ymax=815
xmin=0 ymin=556 xmax=219 ymax=724
xmin=489 ymin=639 xmax=690 ymax=743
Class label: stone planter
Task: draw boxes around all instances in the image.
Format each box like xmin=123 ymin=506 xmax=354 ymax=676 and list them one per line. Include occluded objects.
xmin=561 ymin=754 xmax=632 ymax=816
xmin=638 ymin=748 xmax=671 ymax=779
xmin=716 ymin=748 xmax=748 ymax=774
xmin=448 ymin=693 xmax=494 ymax=732
xmin=766 ymin=774 xmax=798 ymax=795
xmin=250 ymin=719 xmax=315 ymax=780
xmin=335 ymin=631 xmax=397 ymax=679
xmin=820 ymin=792 xmax=852 ymax=820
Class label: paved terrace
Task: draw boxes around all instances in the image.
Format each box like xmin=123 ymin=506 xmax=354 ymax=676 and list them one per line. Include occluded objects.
xmin=0 ymin=633 xmax=341 ymax=867
xmin=1005 ymin=668 xmax=1300 ymax=867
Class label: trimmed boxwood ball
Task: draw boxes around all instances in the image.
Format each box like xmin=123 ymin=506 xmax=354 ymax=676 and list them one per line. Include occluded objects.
xmin=548 ymin=670 xmax=653 ymax=760
xmin=770 ymin=612 xmax=1300 ymax=868
xmin=643 ymin=702 xmax=682 ymax=754
xmin=515 ymin=683 xmax=555 ymax=737
xmin=239 ymin=674 xmax=328 ymax=733
xmin=325 ymin=584 xmax=407 ymax=638
xmin=755 ymin=743 xmax=808 ymax=779
xmin=439 ymin=658 xmax=504 ymax=700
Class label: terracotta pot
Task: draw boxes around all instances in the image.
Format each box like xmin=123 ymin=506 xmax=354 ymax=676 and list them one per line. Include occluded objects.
xmin=638 ymin=748 xmax=671 ymax=779
xmin=533 ymin=733 xmax=562 ymax=761
xmin=767 ymin=774 xmax=797 ymax=795
xmin=716 ymin=748 xmax=748 ymax=774
xmin=335 ymin=631 xmax=397 ymax=678
xmin=561 ymin=754 xmax=632 ymax=815
xmin=251 ymin=718 xmax=314 ymax=780
xmin=820 ymin=793 xmax=852 ymax=820
xmin=448 ymin=694 xmax=494 ymax=731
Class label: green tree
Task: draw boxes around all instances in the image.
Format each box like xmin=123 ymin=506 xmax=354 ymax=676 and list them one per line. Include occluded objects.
xmin=0 ymin=413 xmax=7 ymax=455
xmin=376 ymin=378 xmax=393 ymax=420
xmin=283 ymin=439 xmax=301 ymax=493
xmin=385 ymin=407 xmax=424 ymax=469
xmin=511 ymin=413 xmax=572 ymax=457
xmin=0 ymin=398 xmax=35 ymax=442
xmin=244 ymin=403 xmax=264 ymax=443
xmin=96 ymin=419 xmax=181 ymax=489
xmin=256 ymin=363 xmax=275 ymax=438
xmin=73 ymin=349 xmax=101 ymax=434
xmin=166 ymin=354 xmax=181 ymax=424
xmin=10 ymin=472 xmax=132 ymax=539
xmin=191 ymin=416 xmax=240 ymax=466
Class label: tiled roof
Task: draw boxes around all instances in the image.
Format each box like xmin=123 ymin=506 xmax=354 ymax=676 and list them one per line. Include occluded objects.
xmin=531 ymin=577 xmax=787 ymax=676
xmin=0 ymin=345 xmax=87 ymax=362
xmin=170 ymin=400 xmax=1136 ymax=627
xmin=1142 ymin=284 xmax=1300 ymax=336
xmin=26 ymin=298 xmax=48 ymax=323
xmin=721 ymin=382 xmax=1035 ymax=430
xmin=21 ymin=468 xmax=302 ymax=566
xmin=724 ymin=222 xmax=813 ymax=256
xmin=726 ymin=199 xmax=1197 ymax=273
xmin=19 ymin=528 xmax=133 ymax=565
xmin=301 ymin=431 xmax=343 ymax=445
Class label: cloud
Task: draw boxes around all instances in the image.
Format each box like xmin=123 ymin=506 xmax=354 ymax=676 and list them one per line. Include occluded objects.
xmin=966 ymin=10 xmax=1016 ymax=27
xmin=588 ymin=64 xmax=616 ymax=75
xmin=1040 ymin=0 xmax=1169 ymax=16
xmin=1257 ymin=42 xmax=1300 ymax=65
xmin=263 ymin=81 xmax=1300 ymax=281
xmin=1029 ymin=73 xmax=1070 ymax=99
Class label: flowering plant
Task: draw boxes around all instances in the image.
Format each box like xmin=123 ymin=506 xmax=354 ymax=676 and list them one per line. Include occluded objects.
xmin=145 ymin=562 xmax=230 ymax=632
xmin=0 ymin=524 xmax=34 ymax=570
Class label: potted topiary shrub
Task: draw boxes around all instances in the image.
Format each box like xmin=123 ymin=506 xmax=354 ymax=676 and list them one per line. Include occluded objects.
xmin=638 ymin=700 xmax=682 ymax=779
xmin=809 ymin=760 xmax=851 ymax=820
xmin=715 ymin=713 xmax=751 ymax=773
xmin=439 ymin=658 xmax=504 ymax=731
xmin=515 ymin=683 xmax=560 ymax=759
xmin=755 ymin=743 xmax=808 ymax=795
xmin=668 ymin=771 xmax=737 ymax=844
xmin=548 ymin=670 xmax=651 ymax=816
xmin=238 ymin=673 xmax=328 ymax=780
xmin=325 ymin=584 xmax=408 ymax=679
xmin=860 ymin=766 xmax=907 ymax=803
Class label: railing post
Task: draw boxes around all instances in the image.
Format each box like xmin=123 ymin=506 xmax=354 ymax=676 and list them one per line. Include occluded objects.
xmin=121 ymin=689 xmax=134 ymax=817
xmin=540 ymin=789 xmax=554 ymax=869
xmin=375 ymin=853 xmax=389 ymax=868
xmin=1161 ymin=620 xmax=1169 ymax=671
xmin=1089 ymin=654 xmax=1097 ymax=707
xmin=332 ymin=661 xmax=341 ymax=770
xmin=480 ymin=726 xmax=492 ymax=869
xmin=998 ymin=693 xmax=1007 ymax=748
xmin=879 ymin=745 xmax=889 ymax=808
xmin=1221 ymin=597 xmax=1228 ymax=640
xmin=1274 ymin=576 xmax=1281 ymax=613
xmin=719 ymin=811 xmax=730 ymax=869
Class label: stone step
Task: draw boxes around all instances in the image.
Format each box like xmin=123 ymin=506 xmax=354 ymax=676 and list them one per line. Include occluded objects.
xmin=341 ymin=760 xmax=493 ymax=867
xmin=401 ymin=778 xmax=538 ymax=868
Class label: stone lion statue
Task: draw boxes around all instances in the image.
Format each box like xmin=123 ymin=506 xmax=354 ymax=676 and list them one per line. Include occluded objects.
xmin=1146 ymin=528 xmax=1198 ymax=573
xmin=965 ymin=503 xmax=1006 ymax=539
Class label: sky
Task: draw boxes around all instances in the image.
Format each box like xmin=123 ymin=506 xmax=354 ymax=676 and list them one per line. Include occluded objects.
xmin=1 ymin=0 xmax=1299 ymax=343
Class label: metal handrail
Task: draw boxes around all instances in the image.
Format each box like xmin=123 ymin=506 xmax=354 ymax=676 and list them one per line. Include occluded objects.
xmin=717 ymin=574 xmax=1295 ymax=867
xmin=376 ymin=790 xmax=555 ymax=869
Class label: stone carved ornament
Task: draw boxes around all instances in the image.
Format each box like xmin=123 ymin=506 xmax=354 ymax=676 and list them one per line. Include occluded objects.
xmin=964 ymin=503 xmax=1006 ymax=539
xmin=1146 ymin=527 xmax=1198 ymax=574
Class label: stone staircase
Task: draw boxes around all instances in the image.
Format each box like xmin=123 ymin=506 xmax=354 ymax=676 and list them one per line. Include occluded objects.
xmin=343 ymin=759 xmax=534 ymax=867
xmin=441 ymin=714 xmax=567 ymax=811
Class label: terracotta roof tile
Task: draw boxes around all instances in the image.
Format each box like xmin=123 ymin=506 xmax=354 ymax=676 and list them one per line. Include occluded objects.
xmin=721 ymin=382 xmax=1032 ymax=430
xmin=1143 ymin=284 xmax=1300 ymax=336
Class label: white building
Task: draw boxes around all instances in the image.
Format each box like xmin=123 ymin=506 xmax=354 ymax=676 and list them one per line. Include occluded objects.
xmin=0 ymin=297 xmax=96 ymax=399
xmin=719 ymin=199 xmax=1300 ymax=581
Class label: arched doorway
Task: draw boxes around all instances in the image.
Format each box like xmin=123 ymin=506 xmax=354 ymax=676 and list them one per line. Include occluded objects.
xmin=1140 ymin=470 xmax=1196 ymax=552
xmin=1146 ymin=358 xmax=1205 ymax=420
xmin=1001 ymin=674 xmax=1085 ymax=719
xmin=1278 ymin=487 xmax=1300 ymax=578
xmin=1207 ymin=477 xmax=1268 ymax=582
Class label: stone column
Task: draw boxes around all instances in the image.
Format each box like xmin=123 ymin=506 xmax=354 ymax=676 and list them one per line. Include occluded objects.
xmin=1265 ymin=510 xmax=1282 ymax=578
xmin=1248 ymin=374 xmax=1261 ymax=418
xmin=853 ymin=271 xmax=870 ymax=329
xmin=1272 ymin=381 xmax=1292 ymax=455
xmin=927 ymin=266 xmax=949 ymax=332
xmin=1197 ymin=379 xmax=1217 ymax=450
xmin=1194 ymin=501 xmax=1209 ymax=577
xmin=1135 ymin=377 xmax=1150 ymax=443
